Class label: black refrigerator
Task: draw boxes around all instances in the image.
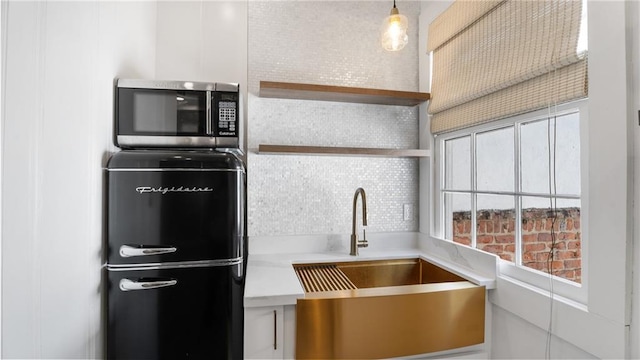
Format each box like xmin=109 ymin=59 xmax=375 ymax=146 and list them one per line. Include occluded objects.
xmin=105 ymin=149 xmax=246 ymax=359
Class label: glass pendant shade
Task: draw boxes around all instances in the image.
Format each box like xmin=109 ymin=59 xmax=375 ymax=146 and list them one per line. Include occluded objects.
xmin=381 ymin=6 xmax=408 ymax=51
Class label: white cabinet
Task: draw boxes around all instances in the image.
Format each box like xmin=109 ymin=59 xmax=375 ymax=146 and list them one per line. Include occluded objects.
xmin=244 ymin=305 xmax=296 ymax=359
xmin=244 ymin=306 xmax=283 ymax=359
xmin=282 ymin=306 xmax=296 ymax=358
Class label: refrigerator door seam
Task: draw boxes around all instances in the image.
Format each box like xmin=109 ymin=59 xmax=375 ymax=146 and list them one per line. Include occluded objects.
xmin=106 ymin=258 xmax=242 ymax=271
xmin=106 ymin=168 xmax=244 ymax=173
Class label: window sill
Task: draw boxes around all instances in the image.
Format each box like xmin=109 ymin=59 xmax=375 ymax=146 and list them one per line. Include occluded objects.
xmin=424 ymin=234 xmax=585 ymax=304
xmin=495 ymin=272 xmax=587 ymax=311
xmin=498 ymin=260 xmax=586 ymax=305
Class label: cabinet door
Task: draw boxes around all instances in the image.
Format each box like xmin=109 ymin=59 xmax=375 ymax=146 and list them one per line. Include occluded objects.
xmin=282 ymin=305 xmax=296 ymax=359
xmin=244 ymin=306 xmax=284 ymax=359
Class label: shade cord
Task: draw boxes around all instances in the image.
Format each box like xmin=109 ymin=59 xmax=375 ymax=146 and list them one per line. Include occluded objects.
xmin=545 ymin=110 xmax=558 ymax=360
xmin=545 ymin=2 xmax=561 ymax=357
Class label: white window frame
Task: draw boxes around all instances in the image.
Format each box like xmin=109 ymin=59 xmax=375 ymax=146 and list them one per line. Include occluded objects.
xmin=432 ymin=99 xmax=589 ymax=304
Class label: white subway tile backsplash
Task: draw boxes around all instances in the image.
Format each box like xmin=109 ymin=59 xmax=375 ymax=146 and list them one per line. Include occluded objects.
xmin=248 ymin=1 xmax=421 ymax=237
xmin=247 ymin=155 xmax=419 ymax=235
xmin=248 ymin=95 xmax=418 ymax=149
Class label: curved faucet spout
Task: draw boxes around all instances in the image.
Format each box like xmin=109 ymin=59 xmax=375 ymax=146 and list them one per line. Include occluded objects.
xmin=350 ymin=188 xmax=369 ymax=256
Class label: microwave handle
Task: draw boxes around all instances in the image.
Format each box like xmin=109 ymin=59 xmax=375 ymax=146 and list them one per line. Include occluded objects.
xmin=206 ymin=91 xmax=212 ymax=135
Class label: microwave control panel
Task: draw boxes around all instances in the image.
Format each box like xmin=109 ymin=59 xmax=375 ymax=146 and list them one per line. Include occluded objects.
xmin=213 ymin=92 xmax=239 ymax=138
xmin=218 ymin=101 xmax=237 ymax=134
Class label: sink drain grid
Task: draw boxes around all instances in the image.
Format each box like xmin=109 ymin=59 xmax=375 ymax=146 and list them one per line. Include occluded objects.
xmin=294 ymin=264 xmax=357 ymax=292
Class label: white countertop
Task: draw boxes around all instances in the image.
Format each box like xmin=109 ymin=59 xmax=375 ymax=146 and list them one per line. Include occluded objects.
xmin=244 ymin=234 xmax=497 ymax=308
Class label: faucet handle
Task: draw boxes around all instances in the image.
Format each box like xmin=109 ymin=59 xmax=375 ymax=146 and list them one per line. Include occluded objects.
xmin=358 ymin=229 xmax=369 ymax=248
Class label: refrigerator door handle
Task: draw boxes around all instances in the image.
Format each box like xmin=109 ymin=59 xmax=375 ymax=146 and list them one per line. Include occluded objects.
xmin=119 ymin=245 xmax=177 ymax=258
xmin=119 ymin=278 xmax=178 ymax=291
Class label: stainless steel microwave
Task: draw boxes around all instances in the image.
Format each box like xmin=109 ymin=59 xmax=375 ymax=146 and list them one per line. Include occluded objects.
xmin=115 ymin=79 xmax=240 ymax=149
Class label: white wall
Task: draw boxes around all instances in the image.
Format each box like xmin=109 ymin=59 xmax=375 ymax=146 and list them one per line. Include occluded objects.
xmin=155 ymin=1 xmax=247 ymax=85
xmin=1 ymin=1 xmax=7 ymax=354
xmin=418 ymin=0 xmax=450 ymax=237
xmin=490 ymin=306 xmax=595 ymax=359
xmin=1 ymin=1 xmax=158 ymax=358
xmin=631 ymin=0 xmax=640 ymax=357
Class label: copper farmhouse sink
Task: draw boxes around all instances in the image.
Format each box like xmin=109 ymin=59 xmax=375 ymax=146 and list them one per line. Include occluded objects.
xmin=293 ymin=258 xmax=485 ymax=359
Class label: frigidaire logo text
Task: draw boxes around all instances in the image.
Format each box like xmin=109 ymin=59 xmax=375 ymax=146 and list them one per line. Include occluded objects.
xmin=135 ymin=186 xmax=214 ymax=195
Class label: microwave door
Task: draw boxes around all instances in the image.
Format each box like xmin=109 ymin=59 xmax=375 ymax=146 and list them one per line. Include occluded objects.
xmin=116 ymin=88 xmax=214 ymax=148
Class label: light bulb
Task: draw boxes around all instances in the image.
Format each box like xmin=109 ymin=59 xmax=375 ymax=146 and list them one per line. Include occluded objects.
xmin=381 ymin=5 xmax=408 ymax=51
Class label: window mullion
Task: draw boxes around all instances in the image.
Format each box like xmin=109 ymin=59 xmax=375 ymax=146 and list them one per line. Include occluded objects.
xmin=470 ymin=133 xmax=477 ymax=248
xmin=514 ymin=123 xmax=523 ymax=267
xmin=439 ymin=138 xmax=447 ymax=240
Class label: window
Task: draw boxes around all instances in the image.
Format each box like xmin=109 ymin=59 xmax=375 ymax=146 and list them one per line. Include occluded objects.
xmin=435 ymin=100 xmax=586 ymax=301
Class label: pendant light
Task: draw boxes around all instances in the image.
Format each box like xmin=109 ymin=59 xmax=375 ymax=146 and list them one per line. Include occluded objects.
xmin=380 ymin=0 xmax=408 ymax=51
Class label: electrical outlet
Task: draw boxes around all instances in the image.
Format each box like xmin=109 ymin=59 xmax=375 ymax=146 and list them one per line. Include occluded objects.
xmin=403 ymin=203 xmax=414 ymax=221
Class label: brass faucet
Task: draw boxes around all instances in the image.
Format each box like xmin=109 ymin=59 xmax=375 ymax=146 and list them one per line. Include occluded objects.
xmin=350 ymin=188 xmax=369 ymax=256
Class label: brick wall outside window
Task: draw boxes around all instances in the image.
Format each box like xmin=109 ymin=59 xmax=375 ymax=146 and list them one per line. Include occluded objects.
xmin=452 ymin=208 xmax=581 ymax=283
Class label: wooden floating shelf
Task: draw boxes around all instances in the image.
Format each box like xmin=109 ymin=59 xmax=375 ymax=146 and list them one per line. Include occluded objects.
xmin=259 ymin=81 xmax=430 ymax=106
xmin=258 ymin=144 xmax=430 ymax=158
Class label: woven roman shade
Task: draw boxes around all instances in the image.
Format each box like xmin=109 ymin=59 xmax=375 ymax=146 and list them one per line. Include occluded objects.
xmin=428 ymin=0 xmax=588 ymax=134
